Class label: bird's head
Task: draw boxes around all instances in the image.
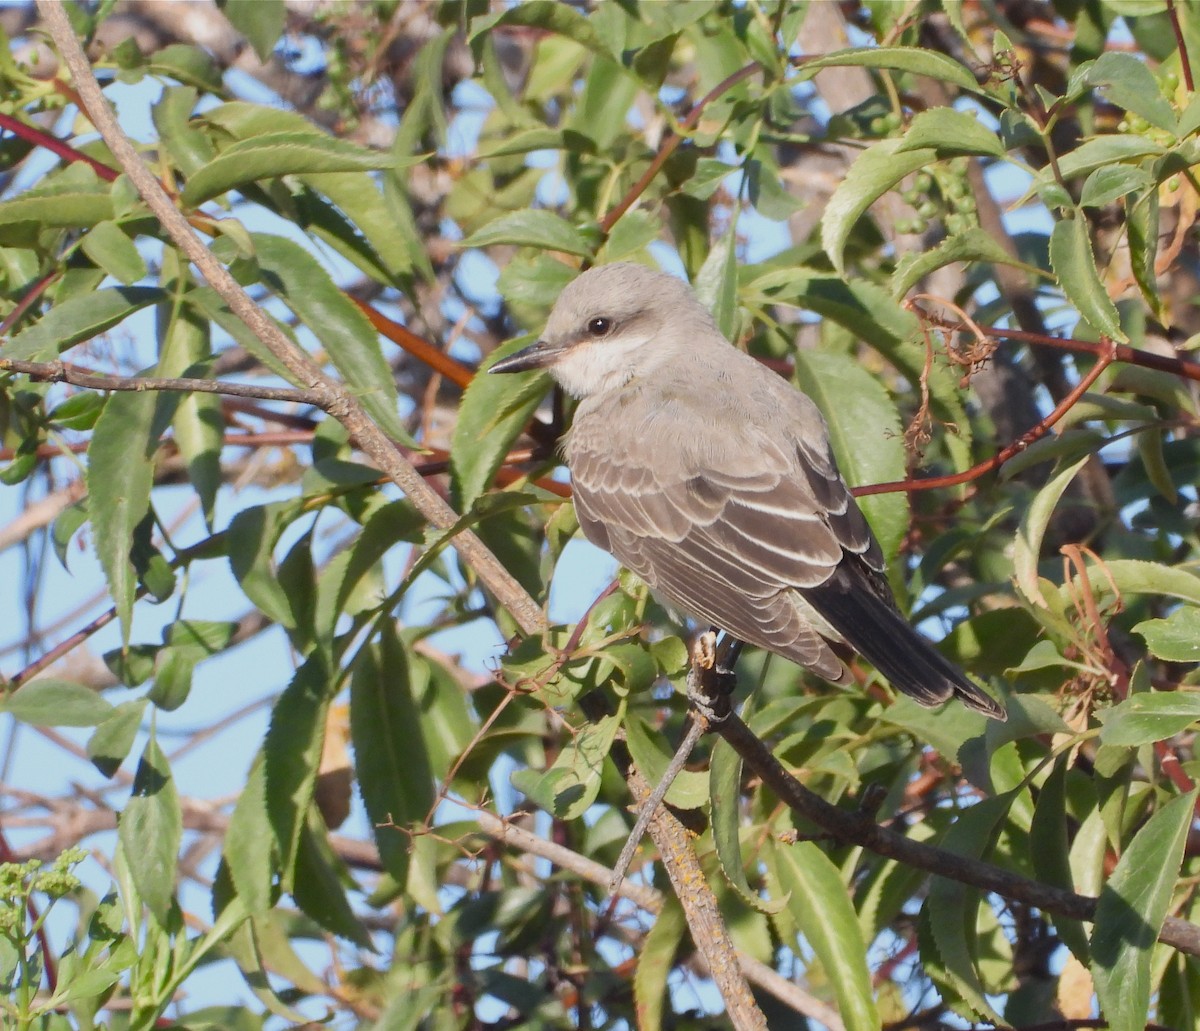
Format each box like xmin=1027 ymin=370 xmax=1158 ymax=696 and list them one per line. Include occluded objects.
xmin=488 ymin=263 xmax=716 ymax=398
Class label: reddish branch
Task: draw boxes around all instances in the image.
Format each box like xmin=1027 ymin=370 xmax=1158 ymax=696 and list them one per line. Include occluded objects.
xmin=1166 ymin=0 xmax=1195 ymax=93
xmin=855 ymin=336 xmax=1119 ymax=497
xmin=0 ymin=110 xmax=118 ymax=182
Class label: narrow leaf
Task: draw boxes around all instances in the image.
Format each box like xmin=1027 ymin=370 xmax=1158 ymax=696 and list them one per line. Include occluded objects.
xmin=88 ymin=390 xmax=162 ymax=642
xmin=6 ymin=287 xmax=163 ymax=361
xmin=119 ymin=734 xmax=182 ymax=923
xmin=350 ymin=627 xmax=434 ymax=885
xmin=795 ymin=47 xmax=981 ymax=93
xmin=773 ymin=841 xmax=881 ymax=1031
xmin=822 ymin=138 xmax=937 ymax=273
xmin=1012 ymin=456 xmax=1089 ymax=608
xmin=1091 ymin=790 xmax=1197 ymax=1031
xmin=182 ymin=132 xmax=397 ymax=206
xmin=460 ymin=210 xmax=592 ymax=257
xmin=251 ymin=234 xmax=411 ymax=444
xmin=264 ymin=655 xmax=334 ymax=886
xmin=450 ymin=334 xmax=551 ymax=511
xmin=1049 ymin=216 xmax=1128 ymax=341
xmin=793 ymin=350 xmax=908 ymax=562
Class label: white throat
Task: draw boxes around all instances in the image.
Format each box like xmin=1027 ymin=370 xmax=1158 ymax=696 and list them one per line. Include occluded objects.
xmin=549 ymin=331 xmax=655 ymax=399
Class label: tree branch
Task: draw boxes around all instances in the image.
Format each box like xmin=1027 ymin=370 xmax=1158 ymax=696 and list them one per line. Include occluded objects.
xmin=712 ymin=709 xmax=1200 ymax=958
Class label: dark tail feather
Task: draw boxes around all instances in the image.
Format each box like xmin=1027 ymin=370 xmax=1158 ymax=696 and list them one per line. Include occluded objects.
xmin=806 ymin=565 xmax=1007 ymax=721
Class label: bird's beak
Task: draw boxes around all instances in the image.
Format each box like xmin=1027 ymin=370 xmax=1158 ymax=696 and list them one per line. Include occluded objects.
xmin=488 ymin=338 xmax=566 ymax=375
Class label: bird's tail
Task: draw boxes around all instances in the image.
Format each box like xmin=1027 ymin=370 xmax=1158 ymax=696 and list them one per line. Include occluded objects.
xmin=806 ymin=566 xmax=1007 ymax=721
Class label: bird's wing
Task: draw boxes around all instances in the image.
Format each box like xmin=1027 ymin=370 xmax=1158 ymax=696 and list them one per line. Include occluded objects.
xmin=569 ymin=427 xmax=869 ymax=678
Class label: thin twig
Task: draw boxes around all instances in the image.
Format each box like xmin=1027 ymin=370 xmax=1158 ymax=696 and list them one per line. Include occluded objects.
xmin=0 ymin=358 xmax=324 ymax=405
xmin=1166 ymin=0 xmax=1195 ymax=93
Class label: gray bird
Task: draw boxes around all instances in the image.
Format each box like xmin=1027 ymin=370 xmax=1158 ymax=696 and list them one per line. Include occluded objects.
xmin=490 ymin=263 xmax=1005 ymax=720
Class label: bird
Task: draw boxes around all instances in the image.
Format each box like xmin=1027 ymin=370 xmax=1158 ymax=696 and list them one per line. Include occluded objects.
xmin=489 ymin=262 xmax=1006 ymax=720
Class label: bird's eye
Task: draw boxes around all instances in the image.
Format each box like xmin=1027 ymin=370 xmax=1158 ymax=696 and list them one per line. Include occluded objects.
xmin=586 ymin=317 xmax=612 ymax=337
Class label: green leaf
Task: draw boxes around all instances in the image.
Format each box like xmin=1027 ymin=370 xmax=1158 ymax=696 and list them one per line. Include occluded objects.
xmin=264 ymin=655 xmax=335 ymax=886
xmin=823 ymin=138 xmax=937 ymax=273
xmin=469 ymin=1 xmax=606 ymax=56
xmin=1079 ymin=164 xmax=1155 ymax=208
xmin=217 ymin=0 xmax=285 ymax=62
xmin=793 ymin=350 xmax=908 ymax=562
xmin=2 ymin=678 xmax=113 ymax=727
xmin=892 ymin=226 xmax=1039 ymax=298
xmin=711 ymin=727 xmax=782 ymax=914
xmin=88 ymin=390 xmax=166 ymax=643
xmin=772 ymin=841 xmax=882 ymax=1031
xmin=292 ymin=811 xmax=371 ymax=948
xmin=182 ymin=132 xmax=397 ymax=207
xmin=460 ymin=210 xmax=593 ymax=257
xmin=223 ymin=755 xmax=277 ymax=913
xmin=450 ymin=334 xmax=551 ymax=511
xmin=1050 ymin=215 xmax=1127 ymax=341
xmin=0 ymin=185 xmax=113 ymax=230
xmin=1012 ymin=456 xmax=1090 ymax=608
xmin=513 ymin=714 xmax=620 ymax=820
xmin=694 ymin=226 xmax=739 ymax=342
xmin=1077 ymin=52 xmax=1177 ymax=132
xmin=897 ymin=107 xmax=1006 ymax=158
xmin=1029 ymin=761 xmax=1090 ymax=963
xmin=350 ymin=626 xmax=434 ymax=886
xmin=119 ymin=734 xmax=182 ymax=923
xmin=1063 ymin=560 xmax=1200 ymax=609
xmin=795 ymin=46 xmax=981 ymax=93
xmin=251 ymin=233 xmax=411 ymax=443
xmin=1099 ymin=691 xmax=1200 ymax=746
xmin=633 ymin=898 xmax=686 ymax=1031
xmin=148 ymin=43 xmax=223 ymax=93
xmin=1053 ymin=135 xmax=1166 ymax=181
xmin=1134 ymin=607 xmax=1200 ymax=662
xmin=923 ymin=795 xmax=1013 ymax=1022
xmin=87 ymin=699 xmax=147 ymax=777
xmin=81 ymin=219 xmax=147 ymax=285
xmin=1092 ymin=789 xmax=1197 ymax=1031
xmin=6 ymin=287 xmax=164 ymax=361
xmin=227 ymin=500 xmax=308 ymax=628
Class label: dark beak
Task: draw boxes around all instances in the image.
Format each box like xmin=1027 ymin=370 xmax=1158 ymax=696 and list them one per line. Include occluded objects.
xmin=488 ymin=338 xmax=565 ymax=375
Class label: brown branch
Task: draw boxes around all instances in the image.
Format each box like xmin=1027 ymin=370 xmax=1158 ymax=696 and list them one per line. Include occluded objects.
xmin=855 ymin=337 xmax=1118 ymax=497
xmin=0 ymin=358 xmax=325 ymax=406
xmin=473 ymin=808 xmax=844 ymax=1029
xmin=37 ymin=0 xmax=546 ymax=638
xmin=712 ymin=710 xmax=1200 ymax=957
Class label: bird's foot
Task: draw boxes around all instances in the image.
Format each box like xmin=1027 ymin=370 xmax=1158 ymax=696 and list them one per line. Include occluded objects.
xmin=686 ymin=631 xmax=733 ymax=723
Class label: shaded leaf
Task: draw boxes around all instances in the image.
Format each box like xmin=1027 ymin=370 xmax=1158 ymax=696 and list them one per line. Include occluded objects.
xmin=793 ymin=350 xmax=908 ymax=562
xmin=350 ymin=626 xmax=434 ymax=885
